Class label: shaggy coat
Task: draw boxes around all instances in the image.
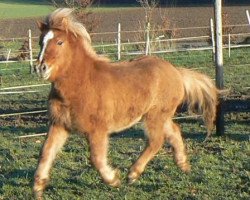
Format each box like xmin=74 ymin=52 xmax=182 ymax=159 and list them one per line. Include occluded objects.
xmin=33 ymin=8 xmax=218 ymax=199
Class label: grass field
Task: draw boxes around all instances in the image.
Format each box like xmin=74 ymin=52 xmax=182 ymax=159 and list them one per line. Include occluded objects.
xmin=0 ymin=47 xmax=249 ymax=199
xmin=0 ymin=0 xmax=137 ymax=20
xmin=0 ymin=0 xmax=53 ymax=19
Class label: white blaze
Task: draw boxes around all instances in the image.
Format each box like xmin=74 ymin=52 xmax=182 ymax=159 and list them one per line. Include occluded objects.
xmin=39 ymin=30 xmax=54 ymax=62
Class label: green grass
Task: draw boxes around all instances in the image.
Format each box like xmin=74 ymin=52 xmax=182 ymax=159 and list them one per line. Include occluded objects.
xmin=0 ymin=118 xmax=249 ymax=199
xmin=90 ymin=5 xmax=139 ymax=13
xmin=0 ymin=1 xmax=54 ymax=19
xmin=0 ymin=0 xmax=138 ymax=19
xmin=0 ymin=49 xmax=249 ymax=199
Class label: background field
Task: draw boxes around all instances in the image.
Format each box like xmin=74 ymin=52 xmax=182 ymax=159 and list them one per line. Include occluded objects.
xmin=0 ymin=1 xmax=250 ymax=200
xmin=0 ymin=0 xmax=138 ymax=20
xmin=0 ymin=2 xmax=249 ymax=38
xmin=0 ymin=0 xmax=53 ymax=19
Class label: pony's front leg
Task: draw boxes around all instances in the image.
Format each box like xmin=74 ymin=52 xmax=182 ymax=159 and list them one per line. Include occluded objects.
xmin=88 ymin=131 xmax=121 ymax=187
xmin=33 ymin=125 xmax=69 ymax=199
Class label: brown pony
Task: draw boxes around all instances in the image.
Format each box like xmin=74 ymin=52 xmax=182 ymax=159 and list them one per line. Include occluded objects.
xmin=33 ymin=8 xmax=218 ymax=199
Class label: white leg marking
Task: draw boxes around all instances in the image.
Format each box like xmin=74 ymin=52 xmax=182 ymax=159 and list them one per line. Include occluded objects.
xmin=100 ymin=166 xmax=116 ymax=182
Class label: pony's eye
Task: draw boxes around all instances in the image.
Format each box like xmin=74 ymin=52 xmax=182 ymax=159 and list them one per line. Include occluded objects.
xmin=57 ymin=40 xmax=63 ymax=46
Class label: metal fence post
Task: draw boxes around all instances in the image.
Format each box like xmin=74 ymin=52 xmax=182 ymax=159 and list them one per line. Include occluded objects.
xmin=214 ymin=0 xmax=225 ymax=136
xmin=28 ymin=29 xmax=33 ymax=73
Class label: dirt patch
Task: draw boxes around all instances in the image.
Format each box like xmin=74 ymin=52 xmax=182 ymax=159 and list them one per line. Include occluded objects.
xmin=0 ymin=6 xmax=249 ymax=41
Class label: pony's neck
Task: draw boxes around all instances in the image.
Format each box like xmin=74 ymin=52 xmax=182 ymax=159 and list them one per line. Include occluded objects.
xmin=52 ymin=46 xmax=94 ymax=98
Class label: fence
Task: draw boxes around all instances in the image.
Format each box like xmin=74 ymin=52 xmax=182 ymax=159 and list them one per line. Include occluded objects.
xmin=0 ymin=23 xmax=249 ymax=64
xmin=0 ymin=21 xmax=249 ymax=137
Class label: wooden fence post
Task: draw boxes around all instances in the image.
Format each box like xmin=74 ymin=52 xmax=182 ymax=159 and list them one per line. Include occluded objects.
xmin=246 ymin=10 xmax=250 ymax=25
xmin=210 ymin=18 xmax=215 ymax=61
xmin=28 ymin=29 xmax=33 ymax=73
xmin=228 ymin=33 xmax=231 ymax=58
xmin=117 ymin=23 xmax=121 ymax=60
xmin=6 ymin=49 xmax=11 ymax=62
xmin=145 ymin=22 xmax=151 ymax=55
xmin=214 ymin=0 xmax=225 ymax=136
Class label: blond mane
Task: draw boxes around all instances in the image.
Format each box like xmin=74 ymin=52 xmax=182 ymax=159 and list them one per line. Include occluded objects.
xmin=45 ymin=8 xmax=109 ymax=61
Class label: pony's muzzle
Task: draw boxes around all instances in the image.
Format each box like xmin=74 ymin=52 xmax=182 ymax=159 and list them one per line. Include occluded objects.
xmin=35 ymin=62 xmax=51 ymax=80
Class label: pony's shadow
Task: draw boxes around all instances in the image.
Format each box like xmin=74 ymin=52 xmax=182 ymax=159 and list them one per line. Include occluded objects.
xmin=2 ymin=168 xmax=35 ymax=188
xmin=183 ymin=130 xmax=249 ymax=142
xmin=111 ymin=119 xmax=208 ymax=142
xmin=0 ymin=125 xmax=47 ymax=136
xmin=112 ymin=127 xmax=145 ymax=139
xmin=112 ymin=117 xmax=249 ymax=142
xmin=1 ymin=113 xmax=248 ymax=142
xmin=222 ymin=133 xmax=249 ymax=142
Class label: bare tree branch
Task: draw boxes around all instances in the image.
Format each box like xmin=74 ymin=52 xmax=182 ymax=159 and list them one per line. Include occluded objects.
xmin=50 ymin=0 xmax=99 ymax=32
xmin=136 ymin=0 xmax=158 ymax=23
xmin=51 ymin=0 xmax=94 ymax=8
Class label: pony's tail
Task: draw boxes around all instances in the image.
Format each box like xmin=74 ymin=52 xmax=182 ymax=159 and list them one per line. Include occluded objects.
xmin=179 ymin=68 xmax=219 ymax=138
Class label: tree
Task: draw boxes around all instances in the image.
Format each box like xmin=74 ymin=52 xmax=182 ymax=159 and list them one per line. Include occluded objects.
xmin=136 ymin=0 xmax=158 ymax=24
xmin=51 ymin=0 xmax=94 ymax=8
xmin=135 ymin=0 xmax=179 ymax=51
xmin=51 ymin=0 xmax=99 ymax=32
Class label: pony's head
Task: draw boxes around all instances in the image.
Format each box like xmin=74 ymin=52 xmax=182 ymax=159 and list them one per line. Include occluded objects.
xmin=35 ymin=8 xmax=93 ymax=81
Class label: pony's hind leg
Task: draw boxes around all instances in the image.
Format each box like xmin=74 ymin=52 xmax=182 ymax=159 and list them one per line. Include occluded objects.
xmin=87 ymin=131 xmax=121 ymax=187
xmin=164 ymin=120 xmax=191 ymax=173
xmin=33 ymin=125 xmax=69 ymax=199
xmin=128 ymin=117 xmax=165 ymax=184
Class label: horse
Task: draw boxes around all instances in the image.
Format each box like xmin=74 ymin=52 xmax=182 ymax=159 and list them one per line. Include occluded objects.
xmin=33 ymin=8 xmax=218 ymax=199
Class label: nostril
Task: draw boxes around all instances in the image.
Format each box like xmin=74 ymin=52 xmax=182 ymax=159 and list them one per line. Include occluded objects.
xmin=42 ymin=65 xmax=47 ymax=72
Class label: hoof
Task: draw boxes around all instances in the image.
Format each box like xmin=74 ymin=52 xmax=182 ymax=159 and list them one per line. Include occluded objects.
xmin=108 ymin=178 xmax=121 ymax=188
xmin=128 ymin=177 xmax=137 ymax=185
xmin=128 ymin=170 xmax=140 ymax=185
xmin=179 ymin=162 xmax=191 ymax=173
xmin=105 ymin=169 xmax=121 ymax=188
xmin=203 ymin=135 xmax=212 ymax=143
xmin=34 ymin=190 xmax=43 ymax=200
xmin=33 ymin=176 xmax=48 ymax=199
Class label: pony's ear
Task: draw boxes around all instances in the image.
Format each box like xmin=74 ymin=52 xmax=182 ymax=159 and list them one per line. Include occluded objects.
xmin=37 ymin=21 xmax=47 ymax=32
xmin=61 ymin=17 xmax=69 ymax=33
